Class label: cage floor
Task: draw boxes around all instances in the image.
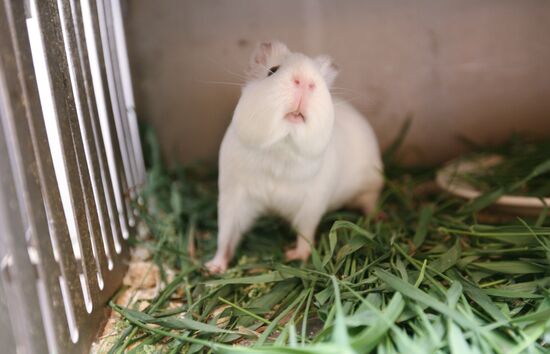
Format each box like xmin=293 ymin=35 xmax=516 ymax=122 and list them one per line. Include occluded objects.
xmin=93 ymin=134 xmax=550 ymax=353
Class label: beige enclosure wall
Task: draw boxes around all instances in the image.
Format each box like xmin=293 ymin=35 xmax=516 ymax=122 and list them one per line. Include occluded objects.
xmin=123 ymin=0 xmax=550 ymax=166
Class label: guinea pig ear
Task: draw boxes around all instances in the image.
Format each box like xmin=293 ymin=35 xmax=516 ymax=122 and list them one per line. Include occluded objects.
xmin=247 ymin=41 xmax=290 ymax=79
xmin=315 ymin=55 xmax=339 ymax=86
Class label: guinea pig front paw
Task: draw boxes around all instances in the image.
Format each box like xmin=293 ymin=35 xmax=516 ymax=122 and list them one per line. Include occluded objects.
xmin=205 ymin=257 xmax=228 ymax=274
xmin=285 ymin=246 xmax=311 ymax=262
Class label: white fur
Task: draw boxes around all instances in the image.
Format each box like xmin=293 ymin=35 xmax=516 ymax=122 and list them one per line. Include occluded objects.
xmin=206 ymin=42 xmax=383 ymax=273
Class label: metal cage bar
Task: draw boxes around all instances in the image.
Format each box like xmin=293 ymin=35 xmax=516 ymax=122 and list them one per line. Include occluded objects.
xmin=97 ymin=0 xmax=138 ymax=200
xmin=89 ymin=0 xmax=135 ymax=230
xmin=0 ymin=1 xmax=87 ymax=351
xmin=110 ymin=0 xmax=146 ymax=187
xmin=100 ymin=0 xmax=145 ymax=192
xmin=0 ymin=2 xmax=72 ymax=352
xmin=0 ymin=0 xmax=141 ymax=352
xmin=35 ymin=0 xmax=106 ymax=315
xmin=68 ymin=0 xmax=126 ymax=260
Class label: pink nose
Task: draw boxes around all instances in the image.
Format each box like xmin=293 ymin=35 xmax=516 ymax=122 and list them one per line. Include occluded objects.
xmin=293 ymin=77 xmax=316 ymax=91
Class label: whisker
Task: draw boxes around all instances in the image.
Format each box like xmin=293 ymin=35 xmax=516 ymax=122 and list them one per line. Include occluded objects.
xmin=330 ymin=86 xmax=364 ymax=95
xmin=248 ymin=61 xmax=277 ymax=77
xmin=331 ymin=93 xmax=368 ymax=106
xmin=196 ymin=79 xmax=243 ymax=87
xmin=204 ymin=56 xmax=248 ymax=82
xmin=330 ymin=90 xmax=368 ymax=101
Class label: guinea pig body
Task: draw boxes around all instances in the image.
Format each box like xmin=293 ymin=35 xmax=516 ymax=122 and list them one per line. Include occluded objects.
xmin=206 ymin=41 xmax=383 ymax=273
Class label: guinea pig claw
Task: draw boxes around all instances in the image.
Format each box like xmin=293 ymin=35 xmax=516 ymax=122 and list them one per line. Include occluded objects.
xmin=205 ymin=257 xmax=228 ymax=274
xmin=285 ymin=246 xmax=310 ymax=262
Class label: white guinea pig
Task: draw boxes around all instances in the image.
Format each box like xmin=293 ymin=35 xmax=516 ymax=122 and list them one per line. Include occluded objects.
xmin=206 ymin=41 xmax=383 ymax=273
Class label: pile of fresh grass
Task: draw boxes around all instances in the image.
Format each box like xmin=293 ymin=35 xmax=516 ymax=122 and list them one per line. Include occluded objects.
xmin=455 ymin=137 xmax=550 ymax=198
xmin=107 ymin=129 xmax=550 ymax=354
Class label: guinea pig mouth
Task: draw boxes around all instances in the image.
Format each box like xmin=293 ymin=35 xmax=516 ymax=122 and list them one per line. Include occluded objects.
xmin=284 ymin=111 xmax=305 ymax=123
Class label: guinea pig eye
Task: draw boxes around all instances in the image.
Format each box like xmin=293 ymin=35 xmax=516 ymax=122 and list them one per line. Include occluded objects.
xmin=267 ymin=65 xmax=280 ymax=77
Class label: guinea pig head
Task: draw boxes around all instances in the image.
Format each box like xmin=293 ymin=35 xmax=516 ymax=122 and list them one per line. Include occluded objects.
xmin=233 ymin=41 xmax=338 ymax=157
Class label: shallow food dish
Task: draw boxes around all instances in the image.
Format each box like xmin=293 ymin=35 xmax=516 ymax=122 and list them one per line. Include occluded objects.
xmin=436 ymin=154 xmax=550 ymax=216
